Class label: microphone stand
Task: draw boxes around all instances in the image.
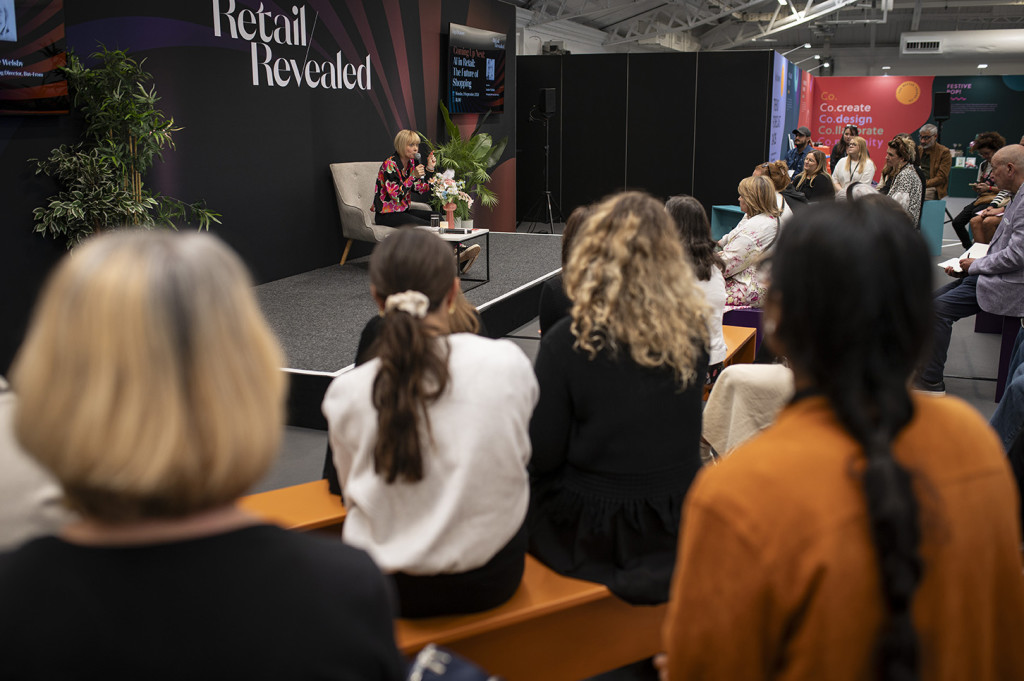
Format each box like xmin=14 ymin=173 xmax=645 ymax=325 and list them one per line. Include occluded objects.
xmin=517 ymin=105 xmax=562 ymax=234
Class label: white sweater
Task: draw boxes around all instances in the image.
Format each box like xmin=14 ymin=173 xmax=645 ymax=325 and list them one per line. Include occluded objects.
xmin=831 ymin=156 xmax=876 ymax=192
xmin=696 ymin=268 xmax=728 ymax=365
xmin=322 ymin=333 xmax=538 ymax=575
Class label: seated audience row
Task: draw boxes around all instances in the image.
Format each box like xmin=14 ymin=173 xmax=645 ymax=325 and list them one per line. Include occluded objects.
xmin=661 ymin=199 xmax=1024 ymax=680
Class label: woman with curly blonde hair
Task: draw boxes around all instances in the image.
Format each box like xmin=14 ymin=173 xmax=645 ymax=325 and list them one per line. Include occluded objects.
xmin=527 ymin=191 xmax=710 ymax=605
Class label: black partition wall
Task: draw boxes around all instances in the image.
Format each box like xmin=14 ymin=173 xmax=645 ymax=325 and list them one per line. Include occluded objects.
xmin=517 ymin=51 xmax=774 ymax=216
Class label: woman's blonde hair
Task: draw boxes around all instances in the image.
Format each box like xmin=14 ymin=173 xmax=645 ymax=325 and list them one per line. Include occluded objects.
xmin=844 ymin=136 xmax=871 ymax=176
xmin=738 ymin=176 xmax=783 ymax=218
xmin=565 ymin=191 xmax=708 ymax=386
xmin=11 ymin=230 xmax=286 ymax=523
xmin=795 ymin=149 xmax=831 ymax=189
xmin=393 ymin=129 xmax=420 ymax=155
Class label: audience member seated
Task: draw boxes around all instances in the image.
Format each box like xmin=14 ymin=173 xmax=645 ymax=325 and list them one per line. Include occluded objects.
xmin=666 ymin=195 xmax=727 ymax=383
xmin=832 ymin=135 xmax=876 ymax=197
xmin=880 ymin=135 xmax=924 ymax=227
xmin=527 ymin=191 xmax=709 ymax=605
xmin=755 ymin=160 xmax=807 ymax=216
xmin=538 ymin=204 xmax=593 ymax=335
xmin=829 ymin=124 xmax=859 ymax=173
xmin=0 ymin=231 xmax=406 ymax=681
xmin=917 ymin=145 xmax=1024 ymax=394
xmin=373 ymin=129 xmax=435 ymax=227
xmin=660 ymin=200 xmax=1024 ymax=681
xmin=701 ymin=363 xmax=795 ymax=458
xmin=786 ymin=126 xmax=813 ymax=175
xmin=0 ymin=377 xmax=70 ymax=550
xmin=792 ymin=149 xmax=836 ymax=203
xmin=719 ymin=176 xmax=781 ymax=309
xmin=322 ymin=229 xmax=537 ymax=618
xmin=321 ymin=288 xmax=486 ymax=494
xmin=950 ymin=131 xmax=1007 ymax=249
xmin=970 ymin=206 xmax=1006 ymax=245
xmin=916 ymin=123 xmax=952 ymax=201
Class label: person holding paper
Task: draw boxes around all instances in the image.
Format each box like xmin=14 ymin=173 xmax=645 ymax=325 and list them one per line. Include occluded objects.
xmin=916 ymin=144 xmax=1024 ymax=394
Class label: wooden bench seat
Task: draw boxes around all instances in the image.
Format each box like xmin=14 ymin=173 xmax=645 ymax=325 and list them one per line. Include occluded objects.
xmin=396 ymin=555 xmax=666 ymax=681
xmin=237 ymin=479 xmax=346 ymax=532
xmin=239 ymin=481 xmax=668 ymax=679
xmin=704 ymin=324 xmax=757 ymax=400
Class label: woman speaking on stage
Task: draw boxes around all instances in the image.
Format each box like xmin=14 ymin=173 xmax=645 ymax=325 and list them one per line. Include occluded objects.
xmin=373 ymin=129 xmax=436 ymax=227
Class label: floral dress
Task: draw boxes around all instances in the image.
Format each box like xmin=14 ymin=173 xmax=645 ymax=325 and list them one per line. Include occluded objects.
xmin=719 ymin=213 xmax=778 ymax=309
xmin=372 ymin=153 xmax=432 ymax=215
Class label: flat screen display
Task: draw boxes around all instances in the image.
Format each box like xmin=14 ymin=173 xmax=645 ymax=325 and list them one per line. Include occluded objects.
xmin=0 ymin=0 xmax=68 ymax=115
xmin=447 ymin=23 xmax=505 ymax=114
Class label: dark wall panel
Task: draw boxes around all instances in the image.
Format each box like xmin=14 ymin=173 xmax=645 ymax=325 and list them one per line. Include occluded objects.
xmin=625 ymin=53 xmax=697 ymax=201
xmin=0 ymin=0 xmax=516 ymax=374
xmin=515 ymin=56 xmax=562 ymax=223
xmin=562 ymin=55 xmax=628 ymax=213
xmin=693 ymin=51 xmax=773 ymax=212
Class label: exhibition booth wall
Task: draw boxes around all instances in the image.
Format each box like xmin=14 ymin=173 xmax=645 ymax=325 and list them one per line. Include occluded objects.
xmin=516 ymin=51 xmax=776 ymax=219
xmin=0 ymin=0 xmax=516 ymax=374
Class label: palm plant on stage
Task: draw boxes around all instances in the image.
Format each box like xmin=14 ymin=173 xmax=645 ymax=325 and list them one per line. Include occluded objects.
xmin=32 ymin=44 xmax=220 ymax=248
xmin=419 ymin=101 xmax=507 ymax=221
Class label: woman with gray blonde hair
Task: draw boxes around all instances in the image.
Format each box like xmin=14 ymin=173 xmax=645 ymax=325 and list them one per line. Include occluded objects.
xmin=0 ymin=231 xmax=405 ymax=680
xmin=528 ymin=191 xmax=709 ymax=605
xmin=719 ymin=175 xmax=782 ymax=308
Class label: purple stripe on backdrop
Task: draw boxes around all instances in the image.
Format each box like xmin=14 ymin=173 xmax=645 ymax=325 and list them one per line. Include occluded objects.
xmin=66 ymin=17 xmax=247 ymax=57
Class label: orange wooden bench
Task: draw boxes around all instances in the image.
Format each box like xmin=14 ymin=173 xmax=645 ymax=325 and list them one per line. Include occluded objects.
xmin=396 ymin=555 xmax=666 ymax=681
xmin=240 ymin=482 xmax=667 ymax=679
xmin=704 ymin=324 xmax=757 ymax=399
xmin=238 ymin=479 xmax=346 ymax=532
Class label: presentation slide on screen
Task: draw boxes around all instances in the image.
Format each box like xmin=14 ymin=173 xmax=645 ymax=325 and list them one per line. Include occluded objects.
xmin=0 ymin=0 xmax=68 ymax=115
xmin=448 ymin=23 xmax=505 ymax=114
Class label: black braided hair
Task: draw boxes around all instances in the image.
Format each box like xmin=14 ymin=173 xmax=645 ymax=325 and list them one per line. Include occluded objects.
xmin=769 ymin=200 xmax=931 ymax=681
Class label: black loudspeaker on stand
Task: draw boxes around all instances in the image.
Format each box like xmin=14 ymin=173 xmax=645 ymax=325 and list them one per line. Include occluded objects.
xmin=518 ymin=87 xmax=562 ymax=234
xmin=933 ymin=91 xmax=951 ymax=143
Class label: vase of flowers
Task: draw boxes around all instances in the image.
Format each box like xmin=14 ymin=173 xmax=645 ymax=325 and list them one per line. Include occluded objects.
xmin=429 ymin=170 xmax=473 ymax=227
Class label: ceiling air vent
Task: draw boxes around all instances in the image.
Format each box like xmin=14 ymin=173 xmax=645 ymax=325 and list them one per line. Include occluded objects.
xmin=902 ymin=39 xmax=941 ymax=54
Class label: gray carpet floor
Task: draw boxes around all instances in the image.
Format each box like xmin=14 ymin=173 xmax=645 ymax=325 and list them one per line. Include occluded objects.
xmin=254 ymin=232 xmax=561 ymax=374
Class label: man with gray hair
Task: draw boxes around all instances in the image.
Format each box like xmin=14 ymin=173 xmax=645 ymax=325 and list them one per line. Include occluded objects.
xmin=917 ymin=144 xmax=1024 ymax=394
xmin=917 ymin=123 xmax=952 ymax=200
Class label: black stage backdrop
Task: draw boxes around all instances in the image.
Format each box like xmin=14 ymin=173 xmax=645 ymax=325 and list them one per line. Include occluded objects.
xmin=517 ymin=51 xmax=773 ymax=215
xmin=0 ymin=0 xmax=516 ymax=374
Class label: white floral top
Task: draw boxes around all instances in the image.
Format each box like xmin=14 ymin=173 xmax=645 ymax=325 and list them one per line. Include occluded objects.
xmin=718 ymin=213 xmax=779 ymax=309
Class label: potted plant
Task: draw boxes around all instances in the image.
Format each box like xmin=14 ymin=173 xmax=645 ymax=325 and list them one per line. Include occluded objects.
xmin=419 ymin=101 xmax=507 ymax=225
xmin=31 ymin=44 xmax=219 ymax=248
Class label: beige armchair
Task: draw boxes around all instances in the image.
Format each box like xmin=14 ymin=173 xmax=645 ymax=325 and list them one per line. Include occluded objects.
xmin=329 ymin=162 xmax=431 ymax=265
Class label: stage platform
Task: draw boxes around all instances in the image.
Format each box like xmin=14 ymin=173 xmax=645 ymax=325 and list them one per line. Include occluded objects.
xmin=255 ymin=232 xmax=562 ymax=428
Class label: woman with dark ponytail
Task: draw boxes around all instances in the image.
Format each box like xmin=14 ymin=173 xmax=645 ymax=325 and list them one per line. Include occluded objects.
xmin=322 ymin=229 xmax=538 ymax=618
xmin=660 ymin=201 xmax=1024 ymax=680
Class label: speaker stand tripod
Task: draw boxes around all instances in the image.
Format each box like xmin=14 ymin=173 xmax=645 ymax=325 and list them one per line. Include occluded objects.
xmin=517 ymin=106 xmax=562 ymax=234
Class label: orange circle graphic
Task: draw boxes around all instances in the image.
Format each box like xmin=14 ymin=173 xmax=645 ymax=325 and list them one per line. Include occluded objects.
xmin=896 ymin=81 xmax=921 ymax=105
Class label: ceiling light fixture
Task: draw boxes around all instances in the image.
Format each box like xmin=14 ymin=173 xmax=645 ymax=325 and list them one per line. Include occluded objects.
xmin=978 ymin=63 xmax=988 ymax=69
xmin=881 ymin=65 xmax=891 ymax=70
xmin=781 ymin=42 xmax=812 ymax=57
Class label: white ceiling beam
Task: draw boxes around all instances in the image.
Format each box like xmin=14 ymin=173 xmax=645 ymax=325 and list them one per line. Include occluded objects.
xmin=701 ymin=0 xmax=864 ymax=50
xmin=603 ymin=0 xmax=766 ymax=45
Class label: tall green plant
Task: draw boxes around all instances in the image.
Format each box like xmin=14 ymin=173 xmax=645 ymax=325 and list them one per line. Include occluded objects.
xmin=32 ymin=45 xmax=219 ymax=248
xmin=419 ymin=102 xmax=507 ymax=219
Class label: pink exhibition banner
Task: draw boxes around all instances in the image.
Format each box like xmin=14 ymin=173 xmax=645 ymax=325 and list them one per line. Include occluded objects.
xmin=801 ymin=76 xmax=935 ymax=182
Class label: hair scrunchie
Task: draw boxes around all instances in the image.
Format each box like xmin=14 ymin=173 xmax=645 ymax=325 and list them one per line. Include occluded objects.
xmin=384 ymin=290 xmax=429 ymax=318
